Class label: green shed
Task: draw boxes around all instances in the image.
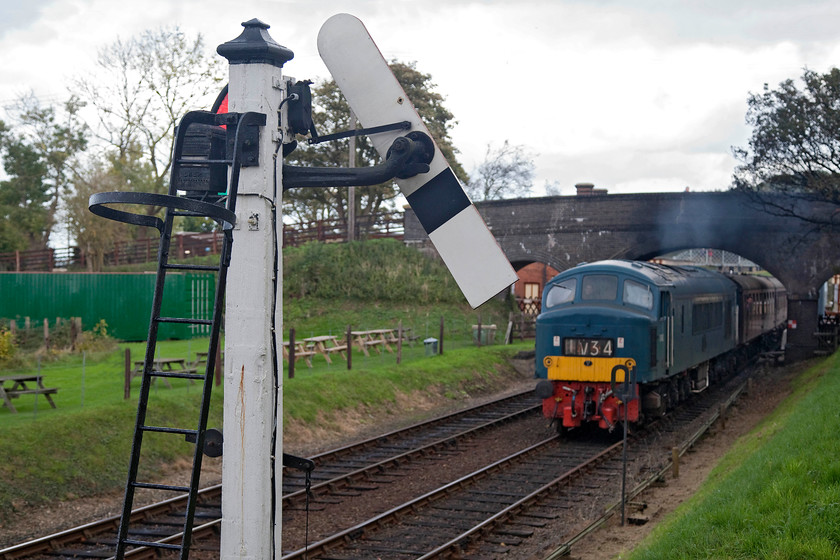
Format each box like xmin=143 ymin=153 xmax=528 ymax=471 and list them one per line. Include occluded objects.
xmin=0 ymin=272 xmax=216 ymax=341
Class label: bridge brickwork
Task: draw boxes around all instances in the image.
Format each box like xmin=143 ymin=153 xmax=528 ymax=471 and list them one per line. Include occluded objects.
xmin=404 ymin=191 xmax=840 ymax=361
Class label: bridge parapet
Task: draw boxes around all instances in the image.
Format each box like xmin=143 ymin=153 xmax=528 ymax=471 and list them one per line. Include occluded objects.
xmin=404 ymin=190 xmax=840 ymax=360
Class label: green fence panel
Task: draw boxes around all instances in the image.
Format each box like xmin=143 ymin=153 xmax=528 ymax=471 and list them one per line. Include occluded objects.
xmin=0 ymin=272 xmax=216 ymax=341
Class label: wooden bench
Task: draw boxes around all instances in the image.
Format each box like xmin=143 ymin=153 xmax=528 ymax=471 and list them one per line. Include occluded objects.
xmin=282 ymin=342 xmax=315 ymax=368
xmin=0 ymin=374 xmax=58 ymax=413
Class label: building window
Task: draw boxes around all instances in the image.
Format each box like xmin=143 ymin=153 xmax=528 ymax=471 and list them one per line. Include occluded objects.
xmin=524 ymin=282 xmax=540 ymax=300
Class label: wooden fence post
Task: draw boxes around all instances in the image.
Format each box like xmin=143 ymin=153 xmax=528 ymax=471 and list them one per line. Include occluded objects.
xmin=124 ymin=348 xmax=131 ymax=400
xmin=70 ymin=317 xmax=78 ymax=351
xmin=476 ymin=313 xmax=482 ymax=348
xmin=43 ymin=318 xmax=50 ymax=350
xmin=289 ymin=328 xmax=296 ymax=379
xmin=439 ymin=316 xmax=444 ymax=355
xmin=346 ymin=325 xmax=353 ymax=370
xmin=397 ymin=320 xmax=402 ymax=365
xmin=672 ymin=447 xmax=680 ymax=478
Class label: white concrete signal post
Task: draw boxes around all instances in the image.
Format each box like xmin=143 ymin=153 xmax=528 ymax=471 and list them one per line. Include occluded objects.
xmin=217 ymin=20 xmax=293 ymax=559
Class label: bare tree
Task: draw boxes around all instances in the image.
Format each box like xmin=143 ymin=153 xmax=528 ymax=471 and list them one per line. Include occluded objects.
xmin=65 ymin=160 xmax=133 ymax=271
xmin=466 ymin=140 xmax=535 ymax=201
xmin=75 ymin=26 xmax=225 ymax=197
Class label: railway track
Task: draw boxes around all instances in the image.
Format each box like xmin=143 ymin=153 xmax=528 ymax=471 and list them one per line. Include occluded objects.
xmin=1 ymin=390 xmax=541 ymax=559
xmin=2 ymin=370 xmax=760 ymax=559
xmin=281 ymin=369 xmax=758 ymax=559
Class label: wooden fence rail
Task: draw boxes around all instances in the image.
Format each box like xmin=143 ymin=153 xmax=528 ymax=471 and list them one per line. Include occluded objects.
xmin=0 ymin=213 xmax=404 ymax=272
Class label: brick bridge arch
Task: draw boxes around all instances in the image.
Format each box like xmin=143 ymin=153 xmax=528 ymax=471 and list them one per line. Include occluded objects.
xmin=404 ymin=191 xmax=840 ymax=360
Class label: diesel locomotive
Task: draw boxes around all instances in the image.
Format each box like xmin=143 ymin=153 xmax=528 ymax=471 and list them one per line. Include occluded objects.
xmin=534 ymin=260 xmax=786 ymax=432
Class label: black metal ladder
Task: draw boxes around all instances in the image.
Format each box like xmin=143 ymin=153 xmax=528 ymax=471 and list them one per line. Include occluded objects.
xmin=89 ymin=110 xmax=265 ymax=559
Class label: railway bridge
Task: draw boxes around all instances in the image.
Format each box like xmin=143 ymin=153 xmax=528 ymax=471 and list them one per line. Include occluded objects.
xmin=404 ymin=190 xmax=840 ymax=361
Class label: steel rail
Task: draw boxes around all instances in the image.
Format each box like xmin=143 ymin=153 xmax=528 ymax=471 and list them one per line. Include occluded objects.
xmin=283 ymin=400 xmax=541 ymax=507
xmin=1 ymin=390 xmax=538 ymax=559
xmin=415 ymin=441 xmax=624 ymax=560
xmin=285 ymin=389 xmax=536 ymax=473
xmin=0 ymin=485 xmax=220 ymax=559
xmin=542 ymin=378 xmax=751 ymax=559
xmin=281 ymin=436 xmax=617 ymax=559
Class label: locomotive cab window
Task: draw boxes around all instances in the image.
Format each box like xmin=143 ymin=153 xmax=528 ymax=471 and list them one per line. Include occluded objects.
xmin=545 ymin=278 xmax=576 ymax=308
xmin=623 ymin=279 xmax=653 ymax=309
xmin=581 ymin=274 xmax=618 ymax=301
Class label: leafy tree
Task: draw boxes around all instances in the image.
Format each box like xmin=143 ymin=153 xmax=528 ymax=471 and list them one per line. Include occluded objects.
xmin=733 ymin=67 xmax=840 ymax=225
xmin=0 ymin=121 xmax=49 ymax=252
xmin=465 ymin=140 xmax=535 ymax=201
xmin=0 ymin=94 xmax=88 ymax=251
xmin=284 ymin=61 xmax=466 ymax=234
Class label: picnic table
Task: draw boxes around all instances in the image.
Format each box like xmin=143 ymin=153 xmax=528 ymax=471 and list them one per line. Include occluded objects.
xmin=351 ymin=329 xmax=402 ymax=356
xmin=303 ymin=335 xmax=348 ymax=364
xmin=282 ymin=341 xmax=316 ymax=368
xmin=192 ymin=351 xmax=223 ymax=370
xmin=0 ymin=374 xmax=58 ymax=413
xmin=132 ymin=358 xmax=196 ymax=387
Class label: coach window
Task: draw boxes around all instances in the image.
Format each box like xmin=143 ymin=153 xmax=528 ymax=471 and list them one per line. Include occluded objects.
xmin=581 ymin=274 xmax=618 ymax=301
xmin=545 ymin=278 xmax=576 ymax=307
xmin=623 ymin=279 xmax=653 ymax=309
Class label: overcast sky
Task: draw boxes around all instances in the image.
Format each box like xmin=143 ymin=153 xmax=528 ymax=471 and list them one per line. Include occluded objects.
xmin=2 ymin=0 xmax=840 ymax=196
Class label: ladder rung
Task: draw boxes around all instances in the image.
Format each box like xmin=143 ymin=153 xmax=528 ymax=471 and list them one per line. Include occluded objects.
xmin=156 ymin=317 xmax=213 ymax=325
xmin=164 ymin=263 xmax=221 ymax=272
xmin=142 ymin=425 xmax=198 ymax=436
xmin=121 ymin=538 xmax=182 ymax=551
xmin=176 ymin=158 xmax=231 ymax=166
xmin=132 ymin=481 xmax=191 ymax=493
xmin=152 ymin=370 xmax=204 ymax=380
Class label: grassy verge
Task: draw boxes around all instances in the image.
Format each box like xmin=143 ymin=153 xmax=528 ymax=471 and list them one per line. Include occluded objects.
xmin=628 ymin=354 xmax=840 ymax=559
xmin=0 ymin=338 xmax=532 ymax=525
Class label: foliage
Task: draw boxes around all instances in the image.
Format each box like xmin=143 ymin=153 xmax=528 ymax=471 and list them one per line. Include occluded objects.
xmin=466 ymin=140 xmax=535 ymax=201
xmin=733 ymin=67 xmax=840 ymax=225
xmin=75 ymin=319 xmax=118 ymax=354
xmin=283 ymin=238 xmax=464 ymax=303
xmin=5 ymin=94 xmax=88 ymax=244
xmin=284 ymin=61 xmax=466 ymax=232
xmin=0 ymin=121 xmax=49 ymax=252
xmin=630 ymin=354 xmax=840 ymax=559
xmin=0 ymin=328 xmax=15 ymax=364
xmin=0 ymin=94 xmax=87 ymax=253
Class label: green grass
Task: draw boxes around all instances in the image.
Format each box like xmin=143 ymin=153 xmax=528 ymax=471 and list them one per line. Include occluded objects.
xmin=0 ymin=239 xmax=527 ymax=526
xmin=628 ymin=354 xmax=840 ymax=560
xmin=0 ymin=334 xmax=532 ymax=524
xmin=284 ymin=343 xmax=530 ymax=426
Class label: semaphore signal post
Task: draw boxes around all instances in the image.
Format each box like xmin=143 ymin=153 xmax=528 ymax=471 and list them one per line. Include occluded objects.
xmin=216 ymin=20 xmax=292 ymax=559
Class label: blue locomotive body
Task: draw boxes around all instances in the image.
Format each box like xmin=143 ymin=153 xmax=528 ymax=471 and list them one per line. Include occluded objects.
xmin=534 ymin=260 xmax=785 ymax=431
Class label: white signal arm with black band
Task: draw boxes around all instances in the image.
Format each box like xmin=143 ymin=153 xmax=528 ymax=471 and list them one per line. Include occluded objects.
xmin=318 ymin=13 xmax=518 ymax=308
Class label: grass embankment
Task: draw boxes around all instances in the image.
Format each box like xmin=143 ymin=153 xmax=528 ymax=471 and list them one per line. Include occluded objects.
xmin=0 ymin=239 xmax=530 ymax=525
xmin=0 ymin=339 xmax=530 ymax=525
xmin=629 ymin=353 xmax=840 ymax=559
